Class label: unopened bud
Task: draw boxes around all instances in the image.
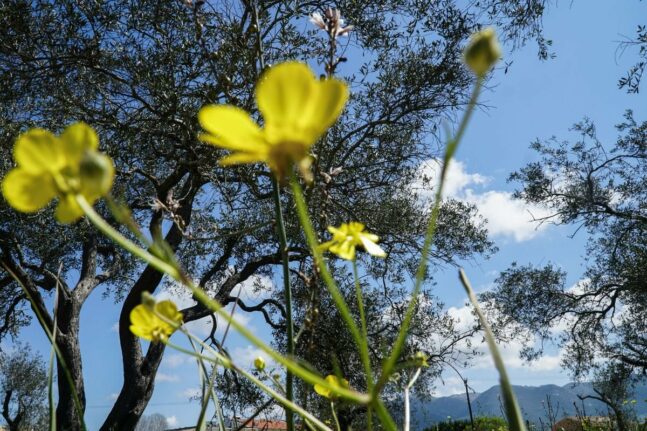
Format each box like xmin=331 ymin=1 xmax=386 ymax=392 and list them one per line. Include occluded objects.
xmin=254 ymin=356 xmax=266 ymax=371
xmin=463 ymin=27 xmax=501 ymax=77
xmin=80 ymin=151 xmax=115 ymax=196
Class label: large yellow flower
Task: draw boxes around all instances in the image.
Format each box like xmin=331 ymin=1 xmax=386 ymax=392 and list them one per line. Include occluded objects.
xmin=319 ymin=222 xmax=386 ymax=261
xmin=129 ymin=300 xmax=183 ymax=343
xmin=314 ymin=375 xmax=350 ymax=400
xmin=1 ymin=122 xmax=114 ymax=223
xmin=198 ymin=62 xmax=348 ymax=180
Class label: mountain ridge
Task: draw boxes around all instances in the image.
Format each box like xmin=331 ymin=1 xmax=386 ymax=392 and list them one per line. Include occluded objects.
xmin=408 ymin=382 xmax=647 ymax=430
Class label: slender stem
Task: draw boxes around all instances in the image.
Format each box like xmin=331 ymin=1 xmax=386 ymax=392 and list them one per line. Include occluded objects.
xmin=187 ymin=336 xmax=226 ymax=431
xmin=373 ymin=398 xmax=398 ymax=431
xmin=353 ymin=259 xmax=374 ymax=430
xmin=165 ymin=337 xmax=333 ymax=431
xmin=330 ymin=402 xmax=341 ymax=431
xmin=459 ymin=269 xmax=526 ymax=431
xmin=376 ymin=78 xmax=483 ymax=393
xmin=288 ymin=174 xmax=374 ymax=394
xmin=272 ymin=177 xmax=295 ymax=431
xmin=77 ymin=197 xmax=180 ymax=279
xmin=1 ymin=263 xmax=88 ymax=431
xmin=404 ymin=368 xmax=422 ymax=431
xmin=76 ymin=196 xmax=368 ymax=404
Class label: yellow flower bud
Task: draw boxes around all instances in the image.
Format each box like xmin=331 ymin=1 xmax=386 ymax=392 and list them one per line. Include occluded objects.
xmin=79 ymin=151 xmax=115 ymax=199
xmin=463 ymin=27 xmax=501 ymax=77
xmin=254 ymin=356 xmax=266 ymax=371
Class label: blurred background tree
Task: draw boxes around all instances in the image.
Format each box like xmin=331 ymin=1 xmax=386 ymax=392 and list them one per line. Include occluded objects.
xmin=0 ymin=343 xmax=49 ymax=431
xmin=134 ymin=413 xmax=168 ymax=431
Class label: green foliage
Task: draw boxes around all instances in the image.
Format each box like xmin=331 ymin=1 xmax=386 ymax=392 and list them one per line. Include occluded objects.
xmin=425 ymin=416 xmax=508 ymax=431
xmin=485 ymin=111 xmax=647 ymax=378
xmin=0 ymin=343 xmax=49 ymax=431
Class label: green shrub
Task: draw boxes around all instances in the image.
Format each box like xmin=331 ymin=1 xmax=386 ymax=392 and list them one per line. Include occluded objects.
xmin=425 ymin=416 xmax=508 ymax=431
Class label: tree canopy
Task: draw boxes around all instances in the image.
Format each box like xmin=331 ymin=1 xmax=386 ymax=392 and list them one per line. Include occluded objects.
xmin=0 ymin=343 xmax=48 ymax=431
xmin=484 ymin=112 xmax=647 ymax=379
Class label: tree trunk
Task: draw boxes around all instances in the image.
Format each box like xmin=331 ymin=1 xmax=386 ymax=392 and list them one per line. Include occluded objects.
xmin=55 ymin=297 xmax=86 ymax=431
xmin=99 ymin=344 xmax=165 ymax=431
xmin=100 ymin=266 xmax=166 ymax=431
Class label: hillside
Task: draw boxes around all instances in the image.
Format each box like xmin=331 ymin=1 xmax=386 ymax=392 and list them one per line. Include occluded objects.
xmin=409 ymin=382 xmax=647 ymax=430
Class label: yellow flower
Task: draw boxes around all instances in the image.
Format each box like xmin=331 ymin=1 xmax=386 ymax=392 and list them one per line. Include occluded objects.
xmin=314 ymin=375 xmax=349 ymax=399
xmin=319 ymin=222 xmax=386 ymax=261
xmin=463 ymin=27 xmax=502 ymax=77
xmin=129 ymin=299 xmax=183 ymax=342
xmin=198 ymin=61 xmax=348 ymax=181
xmin=1 ymin=122 xmax=114 ymax=223
xmin=254 ymin=356 xmax=266 ymax=371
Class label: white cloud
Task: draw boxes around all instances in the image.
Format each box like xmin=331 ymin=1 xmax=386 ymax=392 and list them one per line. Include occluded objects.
xmin=432 ymin=376 xmax=470 ymax=397
xmin=166 ymin=416 xmax=178 ymax=427
xmin=447 ymin=304 xmax=564 ymax=372
xmin=462 ymin=190 xmax=548 ymax=242
xmin=110 ymin=322 xmax=119 ymax=333
xmin=179 ymin=387 xmax=201 ymax=399
xmin=108 ymin=393 xmax=119 ymax=401
xmin=413 ymin=159 xmax=552 ymax=242
xmin=163 ymin=353 xmax=188 ymax=369
xmin=156 ymin=372 xmax=180 ymax=383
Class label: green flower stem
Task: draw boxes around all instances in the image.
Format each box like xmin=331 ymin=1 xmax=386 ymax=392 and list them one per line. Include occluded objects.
xmin=376 ymin=77 xmax=483 ymax=393
xmin=165 ymin=337 xmax=333 ymax=431
xmin=353 ymin=259 xmax=374 ymax=430
xmin=373 ymin=398 xmax=398 ymax=430
xmin=47 ymin=288 xmax=59 ymax=431
xmin=288 ymin=175 xmax=375 ymax=396
xmin=330 ymin=402 xmax=341 ymax=431
xmin=459 ymin=269 xmax=526 ymax=431
xmin=187 ymin=336 xmax=226 ymax=431
xmin=404 ymin=368 xmax=422 ymax=431
xmin=76 ymin=196 xmax=368 ymax=404
xmin=272 ymin=177 xmax=295 ymax=431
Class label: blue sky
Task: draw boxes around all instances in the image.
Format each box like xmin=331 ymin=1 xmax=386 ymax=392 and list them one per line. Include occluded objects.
xmin=9 ymin=0 xmax=647 ymax=429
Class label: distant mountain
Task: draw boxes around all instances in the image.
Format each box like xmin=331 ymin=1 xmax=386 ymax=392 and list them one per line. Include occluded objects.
xmin=408 ymin=382 xmax=647 ymax=431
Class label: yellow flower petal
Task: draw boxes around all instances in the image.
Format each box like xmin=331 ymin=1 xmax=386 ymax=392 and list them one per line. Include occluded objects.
xmin=198 ymin=105 xmax=265 ymax=152
xmin=155 ymin=300 xmax=183 ymax=327
xmin=314 ymin=383 xmax=331 ymax=398
xmin=13 ymin=129 xmax=66 ymax=174
xmin=54 ymin=194 xmax=84 ymax=224
xmin=1 ymin=169 xmax=57 ymax=212
xmin=129 ymin=305 xmax=156 ymax=341
xmin=314 ymin=375 xmax=349 ymax=399
xmin=359 ymin=235 xmax=386 ymax=258
xmin=257 ymin=62 xmax=321 ymax=145
xmin=257 ymin=62 xmax=348 ymax=147
xmin=218 ymin=152 xmax=267 ymax=166
xmin=303 ymin=79 xmax=349 ymax=137
xmin=60 ymin=122 xmax=99 ymax=164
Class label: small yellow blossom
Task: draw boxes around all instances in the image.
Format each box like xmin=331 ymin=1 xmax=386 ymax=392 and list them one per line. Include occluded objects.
xmin=463 ymin=27 xmax=502 ymax=77
xmin=314 ymin=375 xmax=349 ymax=399
xmin=254 ymin=356 xmax=266 ymax=371
xmin=198 ymin=61 xmax=348 ymax=181
xmin=413 ymin=352 xmax=429 ymax=368
xmin=1 ymin=122 xmax=114 ymax=223
xmin=129 ymin=299 xmax=183 ymax=342
xmin=319 ymin=222 xmax=386 ymax=261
